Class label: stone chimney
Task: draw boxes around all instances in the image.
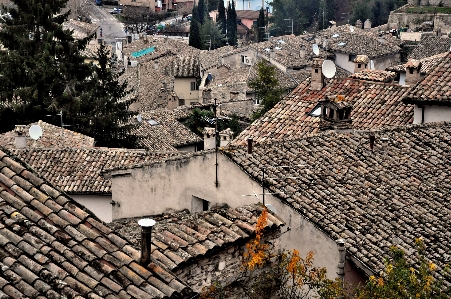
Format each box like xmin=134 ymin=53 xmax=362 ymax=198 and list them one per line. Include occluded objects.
xmin=203 ymin=127 xmax=216 ymax=150
xmin=355 ymin=19 xmax=363 ymax=29
xmin=336 ymin=238 xmax=346 ymax=283
xmin=364 ymin=19 xmax=372 ymax=29
xmin=353 ymin=55 xmax=369 ymax=73
xmin=269 ymin=47 xmax=275 ymax=60
xmin=219 ymin=128 xmax=234 ymax=147
xmin=138 ymin=218 xmax=156 ymax=266
xmin=404 ymin=59 xmax=422 ymax=86
xmin=300 ymin=45 xmax=306 ymax=59
xmin=311 ymin=58 xmax=325 ymax=91
xmin=14 ymin=125 xmax=27 ymax=148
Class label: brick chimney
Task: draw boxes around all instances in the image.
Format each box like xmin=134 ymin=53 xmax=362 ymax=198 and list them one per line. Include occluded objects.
xmin=203 ymin=127 xmax=216 ymax=150
xmin=355 ymin=19 xmax=363 ymax=29
xmin=353 ymin=55 xmax=369 ymax=73
xmin=14 ymin=125 xmax=27 ymax=148
xmin=219 ymin=128 xmax=234 ymax=147
xmin=404 ymin=59 xmax=422 ymax=86
xmin=138 ymin=218 xmax=156 ymax=266
xmin=311 ymin=58 xmax=325 ymax=91
xmin=300 ymin=45 xmax=306 ymax=59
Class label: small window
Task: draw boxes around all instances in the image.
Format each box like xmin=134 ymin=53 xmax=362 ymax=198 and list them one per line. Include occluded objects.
xmin=409 ymin=68 xmax=414 ymax=74
xmin=349 ymin=54 xmax=356 ymax=62
xmin=192 ymin=196 xmax=209 ymax=213
xmin=315 ymin=69 xmax=318 ymax=73
xmin=179 ymin=99 xmax=185 ymax=106
xmin=241 ymin=55 xmax=245 ymax=63
xmin=308 ymin=104 xmax=322 ymax=117
xmin=358 ymin=64 xmax=361 ymax=68
xmin=254 ymin=97 xmax=260 ymax=105
xmin=190 ymin=82 xmax=198 ymax=91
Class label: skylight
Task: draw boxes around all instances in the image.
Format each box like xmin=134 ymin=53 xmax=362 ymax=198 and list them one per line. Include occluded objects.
xmin=147 ymin=119 xmax=159 ymax=126
xmin=338 ymin=42 xmax=346 ymax=46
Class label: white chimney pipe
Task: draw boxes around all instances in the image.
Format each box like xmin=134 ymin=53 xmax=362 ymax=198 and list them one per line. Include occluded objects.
xmin=138 ymin=218 xmax=156 ymax=266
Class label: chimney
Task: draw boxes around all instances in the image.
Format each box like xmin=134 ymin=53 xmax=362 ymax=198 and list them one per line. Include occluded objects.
xmin=311 ymin=58 xmax=325 ymax=91
xmin=369 ymin=135 xmax=375 ymax=151
xmin=355 ymin=19 xmax=363 ymax=29
xmin=300 ymin=46 xmax=306 ymax=59
xmin=203 ymin=127 xmax=216 ymax=150
xmin=364 ymin=19 xmax=372 ymax=29
xmin=380 ymin=136 xmax=389 ymax=150
xmin=138 ymin=218 xmax=156 ymax=266
xmin=219 ymin=128 xmax=234 ymax=147
xmin=404 ymin=59 xmax=422 ymax=86
xmin=14 ymin=125 xmax=27 ymax=148
xmin=247 ymin=138 xmax=253 ymax=154
xmin=269 ymin=47 xmax=275 ymax=60
xmin=353 ymin=55 xmax=369 ymax=73
xmin=336 ymin=238 xmax=346 ymax=284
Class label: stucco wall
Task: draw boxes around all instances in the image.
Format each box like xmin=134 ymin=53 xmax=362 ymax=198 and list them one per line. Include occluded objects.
xmin=110 ymin=152 xmax=343 ymax=279
xmin=71 ymin=194 xmax=112 ymax=223
xmin=413 ymin=104 xmax=451 ymax=123
xmin=221 ymin=49 xmax=256 ymax=69
xmin=335 ymin=52 xmax=400 ymax=73
xmin=174 ymin=77 xmax=199 ymax=101
xmin=335 ymin=52 xmax=355 ymax=73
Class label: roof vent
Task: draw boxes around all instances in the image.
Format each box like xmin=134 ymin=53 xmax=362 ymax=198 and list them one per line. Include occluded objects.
xmin=138 ymin=218 xmax=156 ymax=266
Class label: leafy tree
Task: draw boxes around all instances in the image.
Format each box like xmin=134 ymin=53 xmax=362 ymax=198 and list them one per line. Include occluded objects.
xmin=0 ymin=0 xmax=92 ymax=132
xmin=270 ymin=0 xmax=313 ymax=36
xmin=319 ymin=0 xmax=336 ymax=30
xmin=189 ymin=5 xmax=202 ymax=49
xmin=371 ymin=0 xmax=389 ymax=27
xmin=217 ymin=0 xmax=226 ymax=35
xmin=356 ymin=239 xmax=450 ymax=299
xmin=350 ymin=1 xmax=372 ymax=25
xmin=201 ymin=209 xmax=345 ymax=299
xmin=184 ymin=108 xmax=243 ymax=137
xmin=226 ymin=1 xmax=237 ymax=46
xmin=77 ymin=44 xmax=138 ymax=148
xmin=248 ymin=60 xmax=284 ymax=121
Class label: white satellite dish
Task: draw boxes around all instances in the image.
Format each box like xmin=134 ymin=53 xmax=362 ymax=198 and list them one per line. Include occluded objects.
xmin=322 ymin=60 xmax=337 ymax=78
xmin=137 ymin=115 xmax=142 ymax=122
xmin=312 ymin=44 xmax=319 ymax=56
xmin=350 ymin=25 xmax=355 ymax=32
xmin=29 ymin=125 xmax=43 ymax=140
xmin=370 ymin=60 xmax=375 ymax=70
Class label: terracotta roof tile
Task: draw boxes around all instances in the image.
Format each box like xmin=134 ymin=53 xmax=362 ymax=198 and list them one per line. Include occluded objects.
xmin=0 ymin=148 xmax=196 ymax=298
xmin=409 ymin=36 xmax=451 ymax=59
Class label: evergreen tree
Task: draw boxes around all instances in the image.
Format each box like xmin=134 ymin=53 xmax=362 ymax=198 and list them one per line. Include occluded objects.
xmin=350 ymin=1 xmax=372 ymax=25
xmin=318 ymin=0 xmax=336 ymax=30
xmin=226 ymin=1 xmax=237 ymax=46
xmin=77 ymin=45 xmax=138 ymax=148
xmin=201 ymin=18 xmax=226 ymax=50
xmin=217 ymin=0 xmax=227 ymax=35
xmin=197 ymin=0 xmax=206 ymax=25
xmin=208 ymin=0 xmax=219 ymax=12
xmin=0 ymin=0 xmax=92 ymax=132
xmin=189 ymin=5 xmax=202 ymax=49
xmin=255 ymin=8 xmax=265 ymax=42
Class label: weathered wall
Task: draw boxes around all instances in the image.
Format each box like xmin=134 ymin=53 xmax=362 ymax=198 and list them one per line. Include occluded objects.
xmin=222 ymin=49 xmax=256 ymax=69
xmin=413 ymin=104 xmax=451 ymax=123
xmin=174 ymin=230 xmax=281 ymax=293
xmin=175 ymin=144 xmax=198 ymax=152
xmin=389 ymin=11 xmax=451 ymax=34
xmin=335 ymin=52 xmax=355 ymax=73
xmin=174 ymin=77 xmax=200 ymax=102
xmin=110 ymin=152 xmax=344 ymax=279
xmin=373 ymin=53 xmax=401 ymax=71
xmin=72 ymin=194 xmax=112 ymax=223
xmin=408 ymin=0 xmax=451 ymax=6
xmin=220 ymin=100 xmax=255 ymax=118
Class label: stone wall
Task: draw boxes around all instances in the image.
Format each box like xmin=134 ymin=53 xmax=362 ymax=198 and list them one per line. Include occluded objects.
xmin=173 ymin=230 xmax=282 ymax=294
xmin=408 ymin=0 xmax=451 ymax=6
xmin=388 ymin=11 xmax=451 ymax=34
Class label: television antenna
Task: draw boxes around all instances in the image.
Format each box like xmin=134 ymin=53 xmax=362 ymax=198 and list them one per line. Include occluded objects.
xmin=29 ymin=125 xmax=43 ymax=140
xmin=312 ymin=44 xmax=319 ymax=56
xmin=322 ymin=60 xmax=337 ymax=78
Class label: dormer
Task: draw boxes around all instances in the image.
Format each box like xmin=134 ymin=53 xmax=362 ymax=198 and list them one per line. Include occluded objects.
xmin=404 ymin=59 xmax=421 ymax=86
xmin=318 ymin=95 xmax=353 ymax=131
xmin=311 ymin=58 xmax=325 ymax=91
xmin=353 ymin=55 xmax=369 ymax=73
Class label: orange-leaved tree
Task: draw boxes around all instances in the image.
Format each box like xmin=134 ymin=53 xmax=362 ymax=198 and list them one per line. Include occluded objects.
xmin=201 ymin=207 xmax=344 ymax=299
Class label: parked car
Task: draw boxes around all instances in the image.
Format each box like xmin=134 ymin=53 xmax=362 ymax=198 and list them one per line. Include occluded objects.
xmin=110 ymin=7 xmax=122 ymax=14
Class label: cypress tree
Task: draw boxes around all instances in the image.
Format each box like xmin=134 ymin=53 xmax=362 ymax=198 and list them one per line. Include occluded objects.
xmin=256 ymin=8 xmax=265 ymax=42
xmin=197 ymin=0 xmax=206 ymax=25
xmin=189 ymin=5 xmax=202 ymax=49
xmin=0 ymin=0 xmax=92 ymax=131
xmin=226 ymin=1 xmax=237 ymax=46
xmin=217 ymin=0 xmax=226 ymax=35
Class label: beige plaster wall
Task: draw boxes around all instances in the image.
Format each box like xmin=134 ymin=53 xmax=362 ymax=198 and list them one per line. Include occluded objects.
xmin=413 ymin=104 xmax=451 ymax=124
xmin=174 ymin=77 xmax=200 ymax=101
xmin=110 ymin=151 xmax=342 ymax=279
xmin=335 ymin=52 xmax=400 ymax=73
xmin=71 ymin=194 xmax=112 ymax=223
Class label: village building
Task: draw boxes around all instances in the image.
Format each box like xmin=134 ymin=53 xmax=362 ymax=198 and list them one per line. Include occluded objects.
xmin=0 ymin=148 xmax=198 ymax=298
xmin=408 ymin=36 xmax=451 ymax=60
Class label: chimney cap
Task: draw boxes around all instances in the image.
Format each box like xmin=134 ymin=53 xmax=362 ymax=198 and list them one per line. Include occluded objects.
xmin=336 ymin=238 xmax=345 ymax=245
xmin=138 ymin=218 xmax=156 ymax=227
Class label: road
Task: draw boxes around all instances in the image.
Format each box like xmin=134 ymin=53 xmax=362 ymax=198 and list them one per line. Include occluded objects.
xmin=87 ymin=3 xmax=126 ymax=45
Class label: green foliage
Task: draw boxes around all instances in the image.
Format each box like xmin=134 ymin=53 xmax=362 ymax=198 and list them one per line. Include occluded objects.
xmin=350 ymin=0 xmax=407 ymax=26
xmin=248 ymin=60 xmax=284 ymax=121
xmin=254 ymin=8 xmax=266 ymax=42
xmin=189 ymin=5 xmax=202 ymax=49
xmin=208 ymin=0 xmax=219 ymax=12
xmin=197 ymin=0 xmax=207 ymax=25
xmin=356 ymin=239 xmax=450 ymax=299
xmin=77 ymin=44 xmax=139 ymax=148
xmin=200 ymin=18 xmax=226 ymax=50
xmin=184 ymin=108 xmax=243 ymax=138
xmin=217 ymin=0 xmax=226 ymax=35
xmin=350 ymin=1 xmax=372 ymax=25
xmin=226 ymin=1 xmax=237 ymax=46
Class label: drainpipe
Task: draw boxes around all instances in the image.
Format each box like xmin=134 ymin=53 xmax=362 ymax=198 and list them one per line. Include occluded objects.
xmin=138 ymin=218 xmax=156 ymax=266
xmin=421 ymin=105 xmax=425 ymax=124
xmin=336 ymin=238 xmax=346 ymax=286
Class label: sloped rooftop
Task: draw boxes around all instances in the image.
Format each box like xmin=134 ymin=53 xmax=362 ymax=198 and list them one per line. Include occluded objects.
xmin=226 ymin=122 xmax=451 ymax=283
xmin=409 ymin=36 xmax=451 ymax=60
xmin=0 ymin=148 xmax=197 ymax=298
xmin=386 ymin=52 xmax=447 ymax=75
xmin=108 ymin=203 xmax=284 ymax=270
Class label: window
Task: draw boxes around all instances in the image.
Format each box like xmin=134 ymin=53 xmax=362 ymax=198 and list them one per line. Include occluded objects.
xmin=241 ymin=55 xmax=245 ymax=63
xmin=315 ymin=69 xmax=319 ymax=73
xmin=349 ymin=54 xmax=356 ymax=62
xmin=190 ymin=82 xmax=198 ymax=91
xmin=179 ymin=99 xmax=185 ymax=106
xmin=308 ymin=104 xmax=322 ymax=117
xmin=358 ymin=64 xmax=361 ymax=68
xmin=409 ymin=68 xmax=414 ymax=74
xmin=192 ymin=196 xmax=209 ymax=213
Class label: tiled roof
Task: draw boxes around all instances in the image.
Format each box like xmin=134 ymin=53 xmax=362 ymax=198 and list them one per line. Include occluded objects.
xmin=409 ymin=36 xmax=451 ymax=60
xmin=226 ymin=122 xmax=451 ymax=282
xmin=353 ymin=55 xmax=370 ymax=64
xmin=134 ymin=109 xmax=202 ymax=150
xmin=166 ymin=56 xmax=200 ymax=78
xmin=403 ymin=52 xmax=451 ymax=103
xmin=386 ymin=52 xmax=447 ymax=75
xmin=0 ymin=148 xmax=196 ymax=298
xmin=0 ymin=120 xmax=95 ymax=149
xmin=108 ymin=203 xmax=284 ymax=270
xmin=233 ymin=77 xmax=412 ymax=145
xmin=349 ymin=70 xmax=396 ymax=82
xmin=236 ymin=10 xmax=262 ymax=20
xmin=9 ymin=148 xmax=179 ymax=194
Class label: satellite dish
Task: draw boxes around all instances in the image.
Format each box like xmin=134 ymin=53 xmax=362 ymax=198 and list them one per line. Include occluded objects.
xmin=370 ymin=60 xmax=375 ymax=70
xmin=350 ymin=25 xmax=355 ymax=32
xmin=322 ymin=60 xmax=337 ymax=78
xmin=312 ymin=44 xmax=319 ymax=55
xmin=29 ymin=125 xmax=43 ymax=140
xmin=137 ymin=115 xmax=142 ymax=122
